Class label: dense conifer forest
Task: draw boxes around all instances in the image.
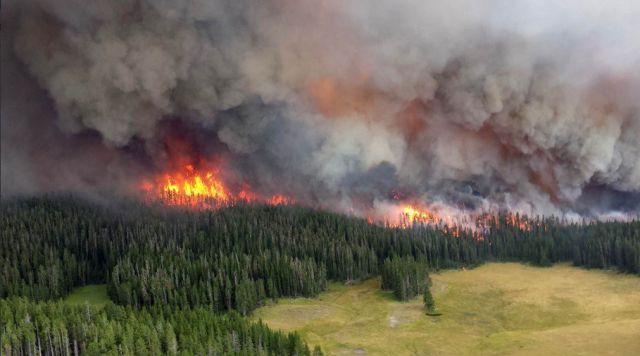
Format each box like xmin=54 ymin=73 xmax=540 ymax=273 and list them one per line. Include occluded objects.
xmin=381 ymin=256 xmax=430 ymax=301
xmin=1 ymin=196 xmax=639 ymax=354
xmin=0 ymin=298 xmax=319 ymax=355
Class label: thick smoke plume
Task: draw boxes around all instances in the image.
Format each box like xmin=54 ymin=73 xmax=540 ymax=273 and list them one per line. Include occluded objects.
xmin=2 ymin=0 xmax=640 ymax=218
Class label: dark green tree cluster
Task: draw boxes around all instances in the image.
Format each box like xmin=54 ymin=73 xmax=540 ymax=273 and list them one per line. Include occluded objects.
xmin=0 ymin=198 xmax=115 ymax=300
xmin=477 ymin=213 xmax=640 ymax=272
xmin=109 ymin=250 xmax=326 ymax=315
xmin=0 ymin=196 xmax=473 ymax=309
xmin=381 ymin=256 xmax=429 ymax=301
xmin=1 ymin=196 xmax=639 ymax=314
xmin=570 ymin=221 xmax=640 ymax=272
xmin=0 ymin=298 xmax=320 ymax=356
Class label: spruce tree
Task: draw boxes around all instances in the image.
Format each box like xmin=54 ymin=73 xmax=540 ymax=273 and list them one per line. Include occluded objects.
xmin=423 ymin=286 xmax=436 ymax=314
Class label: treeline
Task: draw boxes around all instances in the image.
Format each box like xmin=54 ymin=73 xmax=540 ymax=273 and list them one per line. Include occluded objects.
xmin=1 ymin=196 xmax=639 ymax=311
xmin=484 ymin=214 xmax=640 ymax=273
xmin=381 ymin=256 xmax=430 ymax=301
xmin=0 ymin=298 xmax=320 ymax=356
xmin=110 ymin=250 xmax=326 ymax=315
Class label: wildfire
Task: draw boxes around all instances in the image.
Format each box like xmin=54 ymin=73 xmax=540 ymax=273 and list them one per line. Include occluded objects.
xmin=505 ymin=213 xmax=534 ymax=231
xmin=141 ymin=163 xmax=534 ymax=238
xmin=268 ymin=194 xmax=295 ymax=205
xmin=474 ymin=212 xmax=535 ymax=232
xmin=173 ymin=165 xmax=227 ymax=198
xmin=142 ymin=164 xmax=294 ymax=208
xmin=141 ymin=165 xmax=228 ymax=207
xmin=382 ymin=203 xmax=539 ymax=240
xmin=400 ymin=205 xmax=439 ymax=226
xmin=379 ymin=204 xmax=449 ymax=229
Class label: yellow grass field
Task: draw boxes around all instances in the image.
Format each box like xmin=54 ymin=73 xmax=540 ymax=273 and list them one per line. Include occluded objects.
xmin=253 ymin=263 xmax=640 ymax=355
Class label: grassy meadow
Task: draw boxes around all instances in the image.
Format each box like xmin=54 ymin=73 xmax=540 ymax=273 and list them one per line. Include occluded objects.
xmin=253 ymin=263 xmax=640 ymax=355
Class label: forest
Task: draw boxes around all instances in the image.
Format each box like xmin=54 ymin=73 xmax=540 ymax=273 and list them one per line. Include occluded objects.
xmin=1 ymin=196 xmax=639 ymax=354
xmin=1 ymin=298 xmax=319 ymax=355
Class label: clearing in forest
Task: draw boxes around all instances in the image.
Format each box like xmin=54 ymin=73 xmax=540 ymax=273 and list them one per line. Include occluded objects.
xmin=64 ymin=284 xmax=110 ymax=307
xmin=254 ymin=263 xmax=640 ymax=355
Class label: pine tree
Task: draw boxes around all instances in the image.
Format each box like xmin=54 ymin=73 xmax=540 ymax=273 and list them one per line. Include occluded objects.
xmin=164 ymin=324 xmax=178 ymax=355
xmin=423 ymin=286 xmax=436 ymax=314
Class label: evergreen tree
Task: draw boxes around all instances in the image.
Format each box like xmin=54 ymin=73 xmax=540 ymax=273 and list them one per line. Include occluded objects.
xmin=423 ymin=286 xmax=435 ymax=314
xmin=1 ymin=195 xmax=639 ymax=317
xmin=0 ymin=298 xmax=320 ymax=356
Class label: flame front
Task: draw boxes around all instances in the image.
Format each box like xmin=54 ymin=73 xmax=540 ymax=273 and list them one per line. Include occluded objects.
xmin=401 ymin=205 xmax=439 ymax=226
xmin=142 ymin=165 xmax=536 ymax=238
xmin=143 ymin=164 xmax=229 ymax=207
xmin=268 ymin=194 xmax=295 ymax=205
xmin=142 ymin=164 xmax=293 ymax=208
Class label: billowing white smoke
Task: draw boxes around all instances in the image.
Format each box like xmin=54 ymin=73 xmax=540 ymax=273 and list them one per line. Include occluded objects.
xmin=4 ymin=0 xmax=640 ymax=216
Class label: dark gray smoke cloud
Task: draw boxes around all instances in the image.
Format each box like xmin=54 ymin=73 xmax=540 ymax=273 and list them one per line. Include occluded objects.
xmin=2 ymin=0 xmax=640 ymax=218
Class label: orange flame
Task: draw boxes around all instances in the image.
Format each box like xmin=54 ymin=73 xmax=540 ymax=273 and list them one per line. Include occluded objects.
xmin=377 ymin=204 xmax=446 ymax=229
xmin=141 ymin=163 xmax=535 ymax=239
xmin=268 ymin=194 xmax=294 ymax=205
xmin=505 ymin=213 xmax=533 ymax=231
xmin=400 ymin=205 xmax=439 ymax=226
xmin=369 ymin=203 xmax=490 ymax=240
xmin=142 ymin=164 xmax=296 ymax=209
xmin=146 ymin=165 xmax=229 ymax=207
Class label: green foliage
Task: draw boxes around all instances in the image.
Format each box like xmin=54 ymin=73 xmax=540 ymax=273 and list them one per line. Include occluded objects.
xmin=381 ymin=256 xmax=429 ymax=301
xmin=1 ymin=195 xmax=639 ymax=315
xmin=0 ymin=298 xmax=319 ymax=355
xmin=423 ymin=286 xmax=435 ymax=314
xmin=109 ymin=250 xmax=326 ymax=314
xmin=64 ymin=284 xmax=109 ymax=307
xmin=0 ymin=196 xmax=639 ymax=354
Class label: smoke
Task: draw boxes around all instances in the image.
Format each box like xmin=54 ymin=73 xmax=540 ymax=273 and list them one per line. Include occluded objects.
xmin=2 ymin=0 xmax=640 ymax=217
